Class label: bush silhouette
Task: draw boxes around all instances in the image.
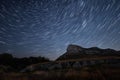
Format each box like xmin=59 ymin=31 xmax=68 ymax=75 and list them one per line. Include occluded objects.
xmin=0 ymin=53 xmax=50 ymax=71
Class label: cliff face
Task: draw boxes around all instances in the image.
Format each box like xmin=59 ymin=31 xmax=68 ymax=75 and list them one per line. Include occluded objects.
xmin=56 ymin=44 xmax=120 ymax=61
xmin=67 ymin=44 xmax=84 ymax=53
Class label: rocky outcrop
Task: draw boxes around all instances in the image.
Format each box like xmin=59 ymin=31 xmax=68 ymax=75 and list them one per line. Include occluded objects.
xmin=21 ymin=58 xmax=120 ymax=72
xmin=56 ymin=44 xmax=120 ymax=61
xmin=67 ymin=44 xmax=84 ymax=53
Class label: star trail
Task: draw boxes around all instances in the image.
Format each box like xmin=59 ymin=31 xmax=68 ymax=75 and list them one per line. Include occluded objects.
xmin=0 ymin=0 xmax=120 ymax=59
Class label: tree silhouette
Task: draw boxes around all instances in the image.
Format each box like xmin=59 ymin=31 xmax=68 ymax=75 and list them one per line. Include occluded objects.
xmin=0 ymin=53 xmax=50 ymax=71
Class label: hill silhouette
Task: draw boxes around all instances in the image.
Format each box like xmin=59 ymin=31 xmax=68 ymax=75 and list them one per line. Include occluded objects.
xmin=0 ymin=44 xmax=120 ymax=72
xmin=57 ymin=44 xmax=120 ymax=60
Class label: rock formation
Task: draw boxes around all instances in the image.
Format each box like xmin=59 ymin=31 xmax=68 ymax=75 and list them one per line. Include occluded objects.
xmin=56 ymin=44 xmax=120 ymax=60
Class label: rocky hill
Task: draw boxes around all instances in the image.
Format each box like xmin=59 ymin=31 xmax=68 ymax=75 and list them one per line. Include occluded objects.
xmin=56 ymin=44 xmax=120 ymax=61
xmin=21 ymin=44 xmax=120 ymax=72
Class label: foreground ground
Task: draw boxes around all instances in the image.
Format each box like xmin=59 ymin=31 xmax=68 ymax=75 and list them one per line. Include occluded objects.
xmin=0 ymin=63 xmax=120 ymax=80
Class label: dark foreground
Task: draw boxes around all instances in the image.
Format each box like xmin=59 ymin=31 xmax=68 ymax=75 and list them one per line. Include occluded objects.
xmin=0 ymin=64 xmax=120 ymax=80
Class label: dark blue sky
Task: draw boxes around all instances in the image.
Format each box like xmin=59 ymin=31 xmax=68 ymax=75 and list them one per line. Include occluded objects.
xmin=0 ymin=0 xmax=120 ymax=59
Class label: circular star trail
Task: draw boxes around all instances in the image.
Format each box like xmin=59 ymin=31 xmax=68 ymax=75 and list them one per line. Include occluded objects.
xmin=0 ymin=0 xmax=120 ymax=59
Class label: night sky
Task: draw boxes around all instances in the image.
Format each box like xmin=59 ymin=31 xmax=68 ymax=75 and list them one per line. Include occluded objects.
xmin=0 ymin=0 xmax=120 ymax=60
